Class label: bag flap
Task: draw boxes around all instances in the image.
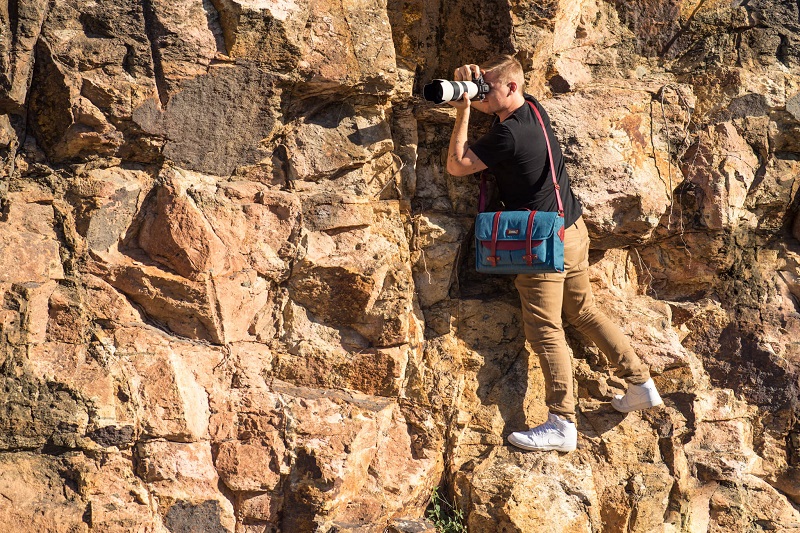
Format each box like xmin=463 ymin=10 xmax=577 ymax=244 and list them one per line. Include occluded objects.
xmin=475 ymin=211 xmax=562 ymax=241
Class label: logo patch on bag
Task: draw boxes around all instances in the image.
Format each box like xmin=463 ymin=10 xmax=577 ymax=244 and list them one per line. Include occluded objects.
xmin=506 ymin=229 xmax=520 ymax=236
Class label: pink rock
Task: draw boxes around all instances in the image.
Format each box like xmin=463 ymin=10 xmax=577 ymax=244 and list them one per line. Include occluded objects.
xmin=211 ymin=0 xmax=396 ymax=92
xmin=146 ymin=0 xmax=221 ymax=98
xmin=0 ymin=194 xmax=64 ymax=284
xmin=288 ymin=201 xmax=415 ymax=347
xmin=70 ymin=167 xmax=152 ymax=254
xmin=206 ymin=380 xmax=442 ymax=529
xmin=96 ymin=257 xmax=225 ymax=343
xmin=284 ymin=109 xmax=394 ymax=181
xmin=65 ymin=452 xmax=156 ymax=531
xmin=211 ymin=269 xmax=274 ymax=342
xmin=682 ymin=122 xmax=760 ymax=230
xmin=83 ymin=274 xmax=144 ymax=324
xmin=205 ymin=183 xmax=302 ymax=282
xmin=114 ymin=328 xmax=211 ymax=441
xmin=138 ymin=171 xmax=230 ymax=280
xmin=27 ymin=342 xmax=118 ymax=428
xmin=549 ymin=56 xmax=592 ymax=93
xmin=546 ymin=81 xmax=693 ymax=247
xmin=216 ymin=439 xmax=285 ymax=492
xmin=93 ymin=249 xmax=275 ymax=344
xmin=237 ymin=491 xmax=284 ymax=524
xmin=13 ymin=281 xmax=57 ymax=345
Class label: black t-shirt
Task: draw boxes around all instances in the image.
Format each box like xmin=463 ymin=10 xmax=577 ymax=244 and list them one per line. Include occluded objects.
xmin=470 ymin=95 xmax=583 ymax=228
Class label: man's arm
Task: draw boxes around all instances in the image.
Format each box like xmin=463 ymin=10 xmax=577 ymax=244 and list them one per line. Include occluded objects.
xmin=446 ymin=64 xmax=488 ymax=177
xmin=447 ymin=106 xmax=488 ymax=177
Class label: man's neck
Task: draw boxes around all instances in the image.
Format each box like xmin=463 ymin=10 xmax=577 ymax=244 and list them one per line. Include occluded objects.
xmin=496 ymin=96 xmax=526 ymax=122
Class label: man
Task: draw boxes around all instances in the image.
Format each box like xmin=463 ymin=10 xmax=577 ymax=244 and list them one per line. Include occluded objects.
xmin=446 ymin=55 xmax=662 ymax=453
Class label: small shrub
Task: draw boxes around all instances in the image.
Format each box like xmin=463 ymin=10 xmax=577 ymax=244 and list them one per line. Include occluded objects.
xmin=426 ymin=486 xmax=467 ymax=533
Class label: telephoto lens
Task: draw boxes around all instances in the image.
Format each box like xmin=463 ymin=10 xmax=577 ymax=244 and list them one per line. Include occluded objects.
xmin=423 ymin=79 xmax=480 ymax=104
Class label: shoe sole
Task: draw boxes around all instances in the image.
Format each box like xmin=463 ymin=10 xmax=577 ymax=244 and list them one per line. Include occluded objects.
xmin=507 ymin=434 xmax=576 ymax=452
xmin=611 ymin=397 xmax=664 ymax=413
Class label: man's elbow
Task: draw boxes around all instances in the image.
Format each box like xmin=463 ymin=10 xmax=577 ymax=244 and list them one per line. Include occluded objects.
xmin=447 ymin=161 xmax=471 ymax=177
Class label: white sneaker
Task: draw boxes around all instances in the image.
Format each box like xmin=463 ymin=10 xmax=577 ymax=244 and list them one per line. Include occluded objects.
xmin=611 ymin=378 xmax=663 ymax=413
xmin=507 ymin=413 xmax=577 ymax=452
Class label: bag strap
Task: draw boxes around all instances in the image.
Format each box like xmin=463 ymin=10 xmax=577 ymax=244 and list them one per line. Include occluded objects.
xmin=488 ymin=211 xmax=502 ymax=266
xmin=479 ymin=171 xmax=489 ymax=212
xmin=527 ymin=100 xmax=564 ymax=217
xmin=523 ymin=210 xmax=537 ymax=266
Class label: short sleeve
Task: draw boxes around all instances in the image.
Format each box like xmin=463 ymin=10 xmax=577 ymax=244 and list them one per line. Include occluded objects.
xmin=470 ymin=124 xmax=516 ymax=169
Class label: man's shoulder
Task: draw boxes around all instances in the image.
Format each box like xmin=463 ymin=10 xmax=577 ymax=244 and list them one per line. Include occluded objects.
xmin=485 ymin=117 xmax=514 ymax=137
xmin=473 ymin=118 xmax=516 ymax=160
xmin=503 ymin=103 xmax=537 ymax=135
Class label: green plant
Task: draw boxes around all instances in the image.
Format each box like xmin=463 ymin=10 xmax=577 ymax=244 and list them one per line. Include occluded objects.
xmin=426 ymin=486 xmax=467 ymax=533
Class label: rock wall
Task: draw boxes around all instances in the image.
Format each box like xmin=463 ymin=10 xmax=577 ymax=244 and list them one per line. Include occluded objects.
xmin=1 ymin=0 xmax=799 ymax=531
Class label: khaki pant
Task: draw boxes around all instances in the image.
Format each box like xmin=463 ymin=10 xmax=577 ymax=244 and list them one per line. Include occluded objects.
xmin=514 ymin=216 xmax=650 ymax=423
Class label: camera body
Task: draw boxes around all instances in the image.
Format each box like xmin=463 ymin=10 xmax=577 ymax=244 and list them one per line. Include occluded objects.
xmin=423 ymin=75 xmax=490 ymax=104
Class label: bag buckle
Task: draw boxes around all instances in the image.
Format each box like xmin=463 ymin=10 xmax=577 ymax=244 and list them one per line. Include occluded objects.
xmin=488 ymin=255 xmax=500 ymax=266
xmin=522 ymin=253 xmax=537 ymax=266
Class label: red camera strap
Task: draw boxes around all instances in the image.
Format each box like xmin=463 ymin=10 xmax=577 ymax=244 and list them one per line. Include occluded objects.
xmin=527 ymin=101 xmax=564 ymax=217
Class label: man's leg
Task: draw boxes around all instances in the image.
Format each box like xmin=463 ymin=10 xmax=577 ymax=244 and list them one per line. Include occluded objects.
xmin=514 ymin=271 xmax=575 ymax=422
xmin=508 ymin=227 xmax=579 ymax=452
xmin=561 ymin=218 xmax=650 ymax=384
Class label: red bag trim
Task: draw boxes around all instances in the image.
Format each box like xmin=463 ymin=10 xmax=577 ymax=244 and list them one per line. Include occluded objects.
xmin=480 ymin=240 xmax=544 ymax=251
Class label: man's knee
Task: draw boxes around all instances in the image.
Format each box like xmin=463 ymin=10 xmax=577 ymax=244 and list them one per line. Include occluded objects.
xmin=564 ymin=304 xmax=599 ymax=328
xmin=524 ymin=319 xmax=564 ymax=341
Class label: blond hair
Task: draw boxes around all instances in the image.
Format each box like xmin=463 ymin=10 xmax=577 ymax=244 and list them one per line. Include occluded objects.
xmin=482 ymin=54 xmax=525 ymax=92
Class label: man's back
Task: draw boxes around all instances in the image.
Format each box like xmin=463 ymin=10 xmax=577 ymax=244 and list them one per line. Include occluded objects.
xmin=470 ymin=96 xmax=583 ymax=227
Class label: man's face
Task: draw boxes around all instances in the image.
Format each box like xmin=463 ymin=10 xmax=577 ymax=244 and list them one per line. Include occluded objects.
xmin=473 ymin=70 xmax=510 ymax=116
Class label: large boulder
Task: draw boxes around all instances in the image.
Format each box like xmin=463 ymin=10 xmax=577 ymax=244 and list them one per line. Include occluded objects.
xmin=546 ymin=81 xmax=694 ymax=248
xmin=208 ymin=380 xmax=442 ymax=532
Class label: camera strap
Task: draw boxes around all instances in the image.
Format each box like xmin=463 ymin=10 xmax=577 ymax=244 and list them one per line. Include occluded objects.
xmin=527 ymin=101 xmax=564 ymax=216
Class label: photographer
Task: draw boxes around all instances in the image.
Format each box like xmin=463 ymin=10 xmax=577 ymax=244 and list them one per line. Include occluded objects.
xmin=445 ymin=55 xmax=662 ymax=452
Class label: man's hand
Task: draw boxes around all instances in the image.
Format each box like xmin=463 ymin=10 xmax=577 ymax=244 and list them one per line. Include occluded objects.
xmin=447 ymin=95 xmax=470 ymax=110
xmin=447 ymin=64 xmax=482 ymax=110
xmin=454 ymin=64 xmax=481 ymax=82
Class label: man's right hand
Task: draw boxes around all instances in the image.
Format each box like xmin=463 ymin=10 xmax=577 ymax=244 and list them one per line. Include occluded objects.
xmin=454 ymin=64 xmax=482 ymax=82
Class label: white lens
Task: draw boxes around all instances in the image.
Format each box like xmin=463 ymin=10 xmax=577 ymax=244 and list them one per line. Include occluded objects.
xmin=463 ymin=81 xmax=478 ymax=99
xmin=423 ymin=79 xmax=481 ymax=104
xmin=438 ymin=80 xmax=454 ymax=102
xmin=451 ymin=81 xmax=478 ymax=101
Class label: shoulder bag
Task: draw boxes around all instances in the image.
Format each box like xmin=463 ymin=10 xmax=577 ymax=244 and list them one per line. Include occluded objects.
xmin=475 ymin=101 xmax=566 ymax=274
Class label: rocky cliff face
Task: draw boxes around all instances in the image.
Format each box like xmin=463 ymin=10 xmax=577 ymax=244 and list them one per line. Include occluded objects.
xmin=1 ymin=0 xmax=799 ymax=531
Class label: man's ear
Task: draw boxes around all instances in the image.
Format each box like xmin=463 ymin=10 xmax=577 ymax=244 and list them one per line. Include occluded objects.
xmin=507 ymin=81 xmax=518 ymax=95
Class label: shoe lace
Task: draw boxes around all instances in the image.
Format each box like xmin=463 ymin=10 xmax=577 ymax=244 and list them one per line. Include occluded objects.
xmin=528 ymin=419 xmax=560 ymax=437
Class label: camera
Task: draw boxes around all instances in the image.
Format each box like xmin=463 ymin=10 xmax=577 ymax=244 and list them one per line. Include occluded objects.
xmin=423 ymin=75 xmax=490 ymax=104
